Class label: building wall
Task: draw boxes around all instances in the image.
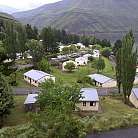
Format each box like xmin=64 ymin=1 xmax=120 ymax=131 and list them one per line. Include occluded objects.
xmin=129 ymin=92 xmax=138 ymax=108
xmin=24 ymin=75 xmax=56 ymax=87
xmin=75 ymin=59 xmax=88 ymax=66
xmin=102 ymin=80 xmax=117 ymax=88
xmin=76 ymin=101 xmax=99 ymax=111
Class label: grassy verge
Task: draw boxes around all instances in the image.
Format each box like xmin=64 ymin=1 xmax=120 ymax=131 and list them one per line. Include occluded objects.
xmin=4 ymin=96 xmax=29 ymax=127
xmin=81 ymin=96 xmax=138 ymax=133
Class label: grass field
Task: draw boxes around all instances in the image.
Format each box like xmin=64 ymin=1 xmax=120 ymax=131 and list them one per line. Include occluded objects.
xmin=4 ymin=96 xmax=29 ymax=127
xmin=52 ymin=57 xmax=115 ymax=86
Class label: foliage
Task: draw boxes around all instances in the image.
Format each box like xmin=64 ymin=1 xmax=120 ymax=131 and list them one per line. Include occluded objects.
xmin=114 ymin=40 xmax=122 ymax=93
xmin=35 ymin=81 xmax=86 ymax=138
xmin=95 ymin=56 xmax=105 ymax=73
xmin=77 ymin=76 xmax=93 ymax=85
xmin=64 ymin=62 xmax=76 ymax=72
xmin=121 ymin=31 xmax=137 ymax=104
xmin=101 ymin=47 xmax=112 ymax=58
xmin=0 ymin=73 xmax=14 ymax=128
xmin=26 ymin=39 xmax=44 ymax=67
xmin=38 ymin=57 xmax=51 ymax=73
xmin=25 ymin=24 xmax=38 ymax=40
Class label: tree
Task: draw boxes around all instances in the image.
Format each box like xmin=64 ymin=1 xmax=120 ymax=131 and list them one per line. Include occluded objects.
xmin=96 ymin=56 xmax=105 ymax=73
xmin=64 ymin=62 xmax=76 ymax=72
xmin=62 ymin=46 xmax=70 ymax=55
xmin=114 ymin=40 xmax=122 ymax=93
xmin=34 ymin=81 xmax=85 ymax=138
xmin=101 ymin=47 xmax=112 ymax=58
xmin=40 ymin=27 xmax=58 ymax=53
xmin=0 ymin=73 xmax=14 ymax=128
xmin=38 ymin=57 xmax=51 ymax=73
xmin=121 ymin=31 xmax=137 ymax=104
xmin=26 ymin=39 xmax=44 ymax=67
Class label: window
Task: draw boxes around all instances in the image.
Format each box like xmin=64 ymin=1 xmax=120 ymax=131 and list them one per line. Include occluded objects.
xmin=83 ymin=101 xmax=86 ymax=106
xmin=35 ymin=81 xmax=37 ymax=83
xmin=24 ymin=76 xmax=27 ymax=78
xmin=90 ymin=101 xmax=96 ymax=106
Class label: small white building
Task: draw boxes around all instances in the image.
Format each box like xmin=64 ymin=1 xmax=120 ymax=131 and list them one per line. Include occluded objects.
xmin=83 ymin=54 xmax=92 ymax=60
xmin=24 ymin=94 xmax=38 ymax=112
xmin=3 ymin=58 xmax=13 ymax=63
xmin=75 ymin=57 xmax=88 ymax=66
xmin=88 ymin=74 xmax=116 ymax=88
xmin=76 ymin=88 xmax=99 ymax=111
xmin=62 ymin=60 xmax=77 ymax=71
xmin=59 ymin=45 xmax=66 ymax=52
xmin=24 ymin=69 xmax=55 ymax=87
xmin=92 ymin=50 xmax=100 ymax=58
xmin=130 ymin=88 xmax=138 ymax=108
xmin=76 ymin=43 xmax=85 ymax=49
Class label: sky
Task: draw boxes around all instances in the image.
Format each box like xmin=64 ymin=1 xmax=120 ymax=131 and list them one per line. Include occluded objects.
xmin=0 ymin=0 xmax=61 ymax=11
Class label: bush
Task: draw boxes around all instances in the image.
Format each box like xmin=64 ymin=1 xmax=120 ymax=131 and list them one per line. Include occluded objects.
xmin=77 ymin=76 xmax=93 ymax=85
xmin=101 ymin=47 xmax=112 ymax=58
xmin=64 ymin=62 xmax=76 ymax=72
xmin=88 ymin=56 xmax=94 ymax=61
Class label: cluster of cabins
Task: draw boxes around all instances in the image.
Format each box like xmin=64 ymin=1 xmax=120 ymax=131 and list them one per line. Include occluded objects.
xmin=23 ymin=69 xmax=117 ymax=112
xmin=22 ymin=42 xmax=138 ymax=112
xmin=23 ymin=69 xmax=138 ymax=112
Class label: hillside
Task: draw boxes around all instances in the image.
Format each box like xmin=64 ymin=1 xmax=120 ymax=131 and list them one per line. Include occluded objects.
xmin=0 ymin=12 xmax=16 ymax=21
xmin=13 ymin=0 xmax=138 ymax=41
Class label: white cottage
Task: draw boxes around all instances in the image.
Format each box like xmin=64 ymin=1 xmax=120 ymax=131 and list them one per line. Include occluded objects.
xmin=76 ymin=43 xmax=85 ymax=49
xmin=75 ymin=57 xmax=88 ymax=66
xmin=76 ymin=88 xmax=99 ymax=111
xmin=24 ymin=94 xmax=38 ymax=112
xmin=24 ymin=69 xmax=55 ymax=87
xmin=88 ymin=74 xmax=116 ymax=88
xmin=92 ymin=50 xmax=100 ymax=58
xmin=83 ymin=54 xmax=92 ymax=60
xmin=62 ymin=60 xmax=77 ymax=71
xmin=130 ymin=88 xmax=138 ymax=108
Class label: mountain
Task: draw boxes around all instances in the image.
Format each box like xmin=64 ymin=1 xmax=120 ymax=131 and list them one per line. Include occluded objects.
xmin=0 ymin=12 xmax=16 ymax=21
xmin=0 ymin=5 xmax=19 ymax=14
xmin=13 ymin=0 xmax=138 ymax=42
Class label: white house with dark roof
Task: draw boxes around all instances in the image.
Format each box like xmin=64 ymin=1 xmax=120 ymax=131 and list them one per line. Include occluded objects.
xmin=88 ymin=74 xmax=116 ymax=88
xmin=83 ymin=54 xmax=92 ymax=60
xmin=75 ymin=57 xmax=88 ymax=66
xmin=130 ymin=88 xmax=138 ymax=108
xmin=24 ymin=69 xmax=55 ymax=87
xmin=76 ymin=88 xmax=99 ymax=111
xmin=92 ymin=49 xmax=100 ymax=58
xmin=24 ymin=94 xmax=38 ymax=112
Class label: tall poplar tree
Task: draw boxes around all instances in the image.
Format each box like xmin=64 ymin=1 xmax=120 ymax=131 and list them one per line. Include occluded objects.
xmin=121 ymin=31 xmax=137 ymax=104
xmin=114 ymin=40 xmax=122 ymax=93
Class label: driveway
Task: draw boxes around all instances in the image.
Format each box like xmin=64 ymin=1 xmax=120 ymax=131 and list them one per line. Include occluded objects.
xmin=12 ymin=87 xmax=39 ymax=95
xmin=87 ymin=127 xmax=138 ymax=138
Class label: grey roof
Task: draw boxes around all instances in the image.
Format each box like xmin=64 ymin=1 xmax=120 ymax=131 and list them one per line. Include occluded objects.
xmin=80 ymin=88 xmax=99 ymax=102
xmin=24 ymin=94 xmax=38 ymax=104
xmin=24 ymin=69 xmax=51 ymax=81
xmin=132 ymin=88 xmax=138 ymax=98
xmin=88 ymin=74 xmax=113 ymax=84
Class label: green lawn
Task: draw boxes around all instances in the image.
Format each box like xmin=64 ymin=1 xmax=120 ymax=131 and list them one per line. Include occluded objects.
xmin=52 ymin=57 xmax=115 ymax=86
xmin=52 ymin=63 xmax=95 ymax=85
xmin=102 ymin=57 xmax=115 ymax=78
xmin=4 ymin=96 xmax=29 ymax=127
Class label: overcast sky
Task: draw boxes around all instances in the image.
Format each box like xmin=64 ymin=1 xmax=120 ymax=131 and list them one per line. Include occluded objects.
xmin=0 ymin=0 xmax=61 ymax=11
